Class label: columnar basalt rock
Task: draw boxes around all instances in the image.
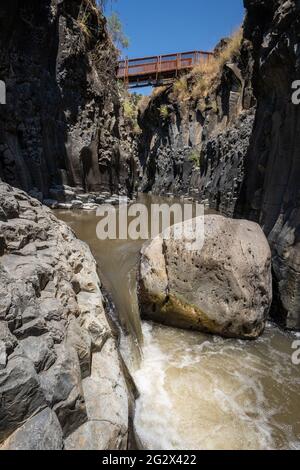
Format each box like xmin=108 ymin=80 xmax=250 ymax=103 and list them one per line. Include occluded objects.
xmin=0 ymin=0 xmax=138 ymax=200
xmin=0 ymin=183 xmax=130 ymax=449
xmin=235 ymin=0 xmax=300 ymax=330
xmin=138 ymin=40 xmax=255 ymax=210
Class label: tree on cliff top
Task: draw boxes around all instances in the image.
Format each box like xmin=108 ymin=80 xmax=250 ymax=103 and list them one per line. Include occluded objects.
xmin=107 ymin=12 xmax=129 ymax=49
xmin=96 ymin=1 xmax=129 ymax=50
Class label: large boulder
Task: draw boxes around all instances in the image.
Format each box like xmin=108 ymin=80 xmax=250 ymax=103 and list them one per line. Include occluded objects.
xmin=138 ymin=215 xmax=272 ymax=339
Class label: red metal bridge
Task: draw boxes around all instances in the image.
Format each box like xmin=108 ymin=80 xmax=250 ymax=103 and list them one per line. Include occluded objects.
xmin=117 ymin=50 xmax=213 ymax=89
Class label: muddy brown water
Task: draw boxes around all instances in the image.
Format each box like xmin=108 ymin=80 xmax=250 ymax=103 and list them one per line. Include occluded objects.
xmin=56 ymin=195 xmax=300 ymax=450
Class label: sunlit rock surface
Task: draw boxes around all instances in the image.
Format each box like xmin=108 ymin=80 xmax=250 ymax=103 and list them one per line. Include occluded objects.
xmin=138 ymin=215 xmax=272 ymax=339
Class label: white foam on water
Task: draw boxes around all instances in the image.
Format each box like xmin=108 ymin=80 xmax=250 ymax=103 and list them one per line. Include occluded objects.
xmin=133 ymin=323 xmax=181 ymax=449
xmin=133 ymin=322 xmax=300 ymax=450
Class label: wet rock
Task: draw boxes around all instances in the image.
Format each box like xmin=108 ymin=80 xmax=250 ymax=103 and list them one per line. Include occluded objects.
xmin=57 ymin=203 xmax=73 ymax=210
xmin=82 ymin=203 xmax=98 ymax=211
xmin=71 ymin=200 xmax=83 ymax=209
xmin=138 ymin=215 xmax=272 ymax=339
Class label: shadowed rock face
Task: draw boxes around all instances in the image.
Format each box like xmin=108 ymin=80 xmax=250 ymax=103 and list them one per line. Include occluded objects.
xmin=0 ymin=0 xmax=138 ymax=198
xmin=138 ymin=44 xmax=256 ymax=211
xmin=138 ymin=0 xmax=300 ymax=330
xmin=138 ymin=216 xmax=272 ymax=339
xmin=235 ymin=0 xmax=300 ymax=329
xmin=0 ymin=183 xmax=130 ymax=449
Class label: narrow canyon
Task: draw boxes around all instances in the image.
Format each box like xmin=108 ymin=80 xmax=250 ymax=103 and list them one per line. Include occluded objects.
xmin=0 ymin=0 xmax=300 ymax=451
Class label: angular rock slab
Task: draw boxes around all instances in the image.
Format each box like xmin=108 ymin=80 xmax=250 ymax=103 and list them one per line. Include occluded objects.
xmin=138 ymin=215 xmax=272 ymax=339
xmin=0 ymin=408 xmax=63 ymax=450
xmin=65 ymin=339 xmax=128 ymax=450
xmin=0 ymin=356 xmax=47 ymax=442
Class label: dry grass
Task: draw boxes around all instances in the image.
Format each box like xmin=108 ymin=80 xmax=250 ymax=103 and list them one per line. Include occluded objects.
xmin=173 ymin=76 xmax=189 ymax=101
xmin=122 ymin=94 xmax=143 ymax=134
xmin=78 ymin=14 xmax=93 ymax=39
xmin=123 ymin=98 xmax=136 ymax=121
xmin=77 ymin=0 xmax=101 ymax=41
xmin=83 ymin=0 xmax=101 ymax=18
xmin=168 ymin=28 xmax=243 ymax=106
xmin=190 ymin=27 xmax=243 ymax=100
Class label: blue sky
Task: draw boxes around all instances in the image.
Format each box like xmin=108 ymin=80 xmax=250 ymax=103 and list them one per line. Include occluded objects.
xmin=105 ymin=0 xmax=245 ymax=93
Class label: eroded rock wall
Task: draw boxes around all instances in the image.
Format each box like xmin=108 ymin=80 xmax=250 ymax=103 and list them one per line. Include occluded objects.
xmin=235 ymin=0 xmax=300 ymax=329
xmin=0 ymin=0 xmax=137 ymax=198
xmin=138 ymin=41 xmax=256 ymax=217
xmin=0 ymin=182 xmax=130 ymax=449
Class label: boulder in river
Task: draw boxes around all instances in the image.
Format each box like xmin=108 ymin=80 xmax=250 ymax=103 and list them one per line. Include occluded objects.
xmin=138 ymin=215 xmax=272 ymax=339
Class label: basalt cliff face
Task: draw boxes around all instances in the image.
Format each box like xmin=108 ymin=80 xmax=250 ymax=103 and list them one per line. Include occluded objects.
xmin=139 ymin=0 xmax=300 ymax=330
xmin=139 ymin=37 xmax=255 ymax=214
xmin=237 ymin=0 xmax=300 ymax=330
xmin=0 ymin=0 xmax=138 ymax=199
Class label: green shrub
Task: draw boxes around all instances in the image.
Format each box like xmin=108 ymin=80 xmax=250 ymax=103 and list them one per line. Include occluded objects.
xmin=123 ymin=99 xmax=135 ymax=120
xmin=159 ymin=105 xmax=169 ymax=119
xmin=189 ymin=149 xmax=201 ymax=168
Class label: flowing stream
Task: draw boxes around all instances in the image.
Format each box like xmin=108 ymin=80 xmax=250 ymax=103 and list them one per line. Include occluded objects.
xmin=56 ymin=195 xmax=300 ymax=450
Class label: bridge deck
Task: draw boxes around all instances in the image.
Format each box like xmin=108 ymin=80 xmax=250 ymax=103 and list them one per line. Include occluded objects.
xmin=117 ymin=50 xmax=213 ymax=88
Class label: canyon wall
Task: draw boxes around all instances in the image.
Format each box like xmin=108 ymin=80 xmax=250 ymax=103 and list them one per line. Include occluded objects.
xmin=139 ymin=37 xmax=256 ymax=217
xmin=0 ymin=183 xmax=133 ymax=449
xmin=0 ymin=0 xmax=138 ymax=198
xmin=139 ymin=0 xmax=300 ymax=329
xmin=236 ymin=0 xmax=300 ymax=329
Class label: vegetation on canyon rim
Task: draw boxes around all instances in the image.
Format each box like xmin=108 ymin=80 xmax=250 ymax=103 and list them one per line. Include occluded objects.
xmin=148 ymin=27 xmax=243 ymax=107
xmin=77 ymin=0 xmax=129 ymax=61
xmin=122 ymin=26 xmax=244 ymax=128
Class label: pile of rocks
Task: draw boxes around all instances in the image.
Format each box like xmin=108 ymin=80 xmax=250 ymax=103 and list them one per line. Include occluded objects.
xmin=39 ymin=185 xmax=131 ymax=211
xmin=0 ymin=183 xmax=131 ymax=450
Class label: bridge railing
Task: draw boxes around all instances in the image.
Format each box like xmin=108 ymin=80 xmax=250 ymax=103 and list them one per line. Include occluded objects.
xmin=117 ymin=51 xmax=213 ymax=81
